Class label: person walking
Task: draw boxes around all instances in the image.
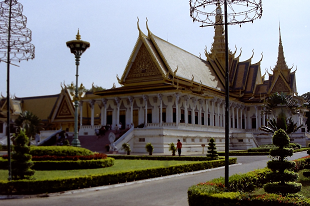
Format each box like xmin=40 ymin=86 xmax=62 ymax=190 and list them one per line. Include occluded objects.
xmin=176 ymin=139 xmax=182 ymax=157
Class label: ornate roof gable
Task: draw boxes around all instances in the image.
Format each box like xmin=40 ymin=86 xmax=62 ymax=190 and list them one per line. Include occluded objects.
xmin=120 ymin=19 xmax=168 ymax=85
xmin=50 ymin=89 xmax=75 ymax=122
xmin=268 ymin=73 xmax=292 ymax=94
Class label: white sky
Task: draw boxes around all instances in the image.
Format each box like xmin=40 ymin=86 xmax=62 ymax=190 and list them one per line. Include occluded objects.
xmin=0 ymin=0 xmax=309 ymax=98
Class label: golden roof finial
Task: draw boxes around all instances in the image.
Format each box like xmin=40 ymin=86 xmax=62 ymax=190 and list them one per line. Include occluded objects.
xmin=237 ymin=47 xmax=242 ymax=59
xmin=258 ymin=52 xmax=263 ymax=63
xmin=232 ymin=45 xmax=237 ymax=56
xmin=137 ymin=17 xmax=147 ymax=38
xmin=137 ymin=17 xmax=140 ymax=29
xmin=274 ymin=23 xmax=289 ymax=71
xmin=76 ymin=29 xmax=81 ymax=40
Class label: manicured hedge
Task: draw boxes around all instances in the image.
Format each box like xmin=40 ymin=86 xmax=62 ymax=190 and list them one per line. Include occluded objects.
xmin=218 ymin=151 xmax=270 ymax=156
xmin=2 ymin=153 xmax=107 ymax=161
xmin=0 ymin=158 xmax=236 ymax=194
xmin=0 ymin=157 xmax=114 ymax=170
xmin=30 ymin=146 xmax=94 ymax=156
xmin=188 ymin=168 xmax=310 ymax=206
xmin=108 ymin=155 xmax=224 ymax=161
xmin=218 ymin=148 xmax=309 ymax=156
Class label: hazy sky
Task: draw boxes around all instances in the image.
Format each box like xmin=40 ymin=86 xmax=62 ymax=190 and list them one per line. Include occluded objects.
xmin=0 ymin=0 xmax=309 ymax=98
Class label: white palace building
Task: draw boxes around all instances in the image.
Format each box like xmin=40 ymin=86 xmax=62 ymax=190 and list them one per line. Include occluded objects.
xmin=1 ymin=9 xmax=308 ymax=153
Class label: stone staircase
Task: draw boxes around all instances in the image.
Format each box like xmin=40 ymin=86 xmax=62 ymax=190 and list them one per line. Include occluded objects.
xmin=69 ymin=130 xmax=123 ymax=153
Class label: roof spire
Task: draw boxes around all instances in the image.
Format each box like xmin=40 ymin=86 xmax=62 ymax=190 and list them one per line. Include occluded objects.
xmin=274 ymin=23 xmax=288 ymax=71
xmin=208 ymin=2 xmax=225 ymax=61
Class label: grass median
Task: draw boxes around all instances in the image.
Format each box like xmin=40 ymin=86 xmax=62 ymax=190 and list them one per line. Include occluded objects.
xmin=0 ymin=159 xmax=201 ymax=181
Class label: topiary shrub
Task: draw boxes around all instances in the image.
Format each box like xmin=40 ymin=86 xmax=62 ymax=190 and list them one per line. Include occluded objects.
xmin=12 ymin=129 xmax=35 ymax=180
xmin=168 ymin=143 xmax=176 ymax=156
xmin=263 ymin=129 xmax=301 ymax=195
xmin=207 ymin=138 xmax=218 ymax=160
xmin=145 ymin=143 xmax=154 ymax=155
xmin=121 ymin=143 xmax=131 ymax=155
xmin=302 ymin=150 xmax=310 ymax=177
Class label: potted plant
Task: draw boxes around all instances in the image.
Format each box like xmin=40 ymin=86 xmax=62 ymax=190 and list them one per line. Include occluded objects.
xmin=145 ymin=143 xmax=154 ymax=155
xmin=168 ymin=143 xmax=176 ymax=156
xmin=105 ymin=144 xmax=110 ymax=152
xmin=121 ymin=143 xmax=131 ymax=155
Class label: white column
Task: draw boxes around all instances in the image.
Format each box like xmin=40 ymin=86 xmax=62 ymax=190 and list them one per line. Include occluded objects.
xmin=128 ymin=96 xmax=134 ymax=125
xmin=158 ymin=94 xmax=163 ymax=125
xmin=115 ymin=97 xmax=120 ymax=128
xmin=211 ymin=100 xmax=215 ymax=126
xmin=245 ymin=107 xmax=248 ymax=129
xmin=222 ymin=103 xmax=225 ymax=127
xmin=217 ymin=101 xmax=221 ymax=127
xmin=192 ymin=98 xmax=196 ymax=124
xmin=236 ymin=106 xmax=239 ymax=129
xmin=205 ymin=100 xmax=209 ymax=126
xmin=198 ymin=99 xmax=203 ymax=125
xmin=255 ymin=106 xmax=258 ymax=130
xmin=232 ymin=105 xmax=235 ymax=129
xmin=100 ymin=99 xmax=107 ymax=126
xmin=229 ymin=103 xmax=232 ymax=128
xmin=89 ymin=100 xmax=95 ymax=127
xmin=240 ymin=107 xmax=243 ymax=129
xmin=143 ymin=95 xmax=148 ymax=126
xmin=257 ymin=107 xmax=261 ymax=128
xmin=184 ymin=96 xmax=189 ymax=124
xmin=175 ymin=93 xmax=179 ymax=126
xmin=79 ymin=101 xmax=83 ymax=126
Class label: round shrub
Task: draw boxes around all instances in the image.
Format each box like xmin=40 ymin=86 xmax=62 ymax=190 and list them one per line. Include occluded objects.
xmin=264 ymin=182 xmax=302 ymax=194
xmin=269 ymin=148 xmax=293 ymax=158
xmin=272 ymin=129 xmax=290 ymax=148
xmin=266 ymin=171 xmax=299 ymax=182
xmin=30 ymin=146 xmax=94 ymax=156
xmin=267 ymin=160 xmax=296 ymax=172
xmin=303 ymin=171 xmax=310 ymax=177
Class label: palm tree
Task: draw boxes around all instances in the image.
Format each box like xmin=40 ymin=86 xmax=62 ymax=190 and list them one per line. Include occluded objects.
xmin=263 ymin=92 xmax=300 ymax=115
xmin=260 ymin=117 xmax=302 ymax=135
xmin=14 ymin=111 xmax=42 ymax=140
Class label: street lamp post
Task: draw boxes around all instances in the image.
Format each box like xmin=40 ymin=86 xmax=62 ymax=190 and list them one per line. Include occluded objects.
xmin=0 ymin=0 xmax=35 ymax=181
xmin=190 ymin=0 xmax=262 ymax=188
xmin=66 ymin=30 xmax=90 ymax=147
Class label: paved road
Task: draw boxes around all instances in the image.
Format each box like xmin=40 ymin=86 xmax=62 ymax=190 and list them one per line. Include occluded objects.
xmin=1 ymin=152 xmax=308 ymax=206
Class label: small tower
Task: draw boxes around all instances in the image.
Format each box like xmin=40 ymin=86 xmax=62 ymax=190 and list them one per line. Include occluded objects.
xmin=268 ymin=25 xmax=297 ymax=95
xmin=209 ymin=2 xmax=226 ymax=63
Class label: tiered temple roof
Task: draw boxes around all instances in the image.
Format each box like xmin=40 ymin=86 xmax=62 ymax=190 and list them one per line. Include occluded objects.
xmin=94 ymin=10 xmax=297 ymax=104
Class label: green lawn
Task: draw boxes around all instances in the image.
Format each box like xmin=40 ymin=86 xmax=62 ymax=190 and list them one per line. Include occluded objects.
xmin=0 ymin=159 xmax=200 ymax=181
